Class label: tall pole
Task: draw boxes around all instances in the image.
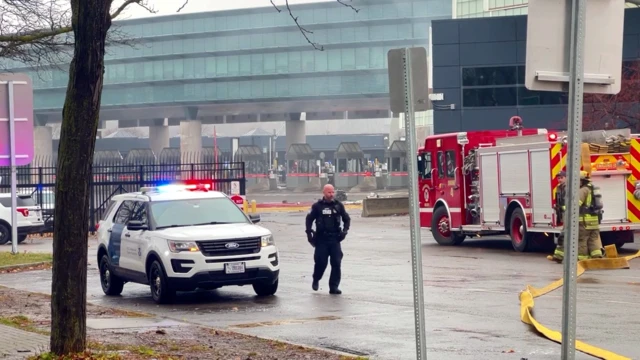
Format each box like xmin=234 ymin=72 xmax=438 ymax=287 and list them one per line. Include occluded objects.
xmin=402 ymin=47 xmax=427 ymax=360
xmin=561 ymin=0 xmax=586 ymax=356
xmin=8 ymin=81 xmax=18 ymax=255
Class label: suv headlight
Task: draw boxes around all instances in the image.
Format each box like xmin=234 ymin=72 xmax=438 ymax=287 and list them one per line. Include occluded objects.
xmin=261 ymin=234 xmax=275 ymax=247
xmin=168 ymin=240 xmax=200 ymax=253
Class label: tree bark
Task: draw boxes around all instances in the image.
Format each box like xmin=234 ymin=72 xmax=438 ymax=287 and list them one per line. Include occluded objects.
xmin=50 ymin=0 xmax=113 ymax=354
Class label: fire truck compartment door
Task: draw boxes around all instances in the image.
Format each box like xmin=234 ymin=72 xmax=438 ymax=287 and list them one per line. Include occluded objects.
xmin=530 ymin=149 xmax=553 ymax=224
xmin=479 ymin=153 xmax=500 ymax=223
xmin=499 ymin=151 xmax=530 ymax=195
xmin=590 ymin=173 xmax=627 ymax=223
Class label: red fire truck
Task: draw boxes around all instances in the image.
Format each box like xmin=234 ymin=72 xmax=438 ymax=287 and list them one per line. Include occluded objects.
xmin=417 ymin=117 xmax=640 ymax=252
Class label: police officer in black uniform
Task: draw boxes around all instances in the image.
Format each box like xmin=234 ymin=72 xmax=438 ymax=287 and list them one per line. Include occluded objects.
xmin=305 ymin=184 xmax=351 ymax=295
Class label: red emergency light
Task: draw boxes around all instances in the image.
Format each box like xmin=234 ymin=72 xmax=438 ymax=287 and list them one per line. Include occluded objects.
xmin=548 ymin=133 xmax=558 ymax=142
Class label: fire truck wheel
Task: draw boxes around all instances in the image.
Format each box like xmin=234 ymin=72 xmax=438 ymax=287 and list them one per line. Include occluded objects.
xmin=509 ymin=208 xmax=531 ymax=252
xmin=431 ymin=206 xmax=465 ymax=246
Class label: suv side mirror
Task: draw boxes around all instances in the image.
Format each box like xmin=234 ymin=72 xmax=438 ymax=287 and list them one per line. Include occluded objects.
xmin=127 ymin=220 xmax=147 ymax=231
xmin=249 ymin=214 xmax=260 ymax=224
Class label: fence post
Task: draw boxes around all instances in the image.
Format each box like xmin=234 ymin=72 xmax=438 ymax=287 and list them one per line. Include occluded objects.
xmin=190 ymin=163 xmax=195 ymax=179
xmin=90 ymin=180 xmax=95 ymax=233
xmin=138 ymin=165 xmax=144 ymax=189
xmin=37 ymin=167 xmax=44 ymax=213
xmin=240 ymin=161 xmax=246 ymax=196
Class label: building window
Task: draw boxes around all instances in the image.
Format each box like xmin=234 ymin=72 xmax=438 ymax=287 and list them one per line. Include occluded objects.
xmin=462 ymin=66 xmax=517 ymax=86
xmin=463 ymin=87 xmax=517 ymax=107
xmin=462 ymin=65 xmax=569 ymax=107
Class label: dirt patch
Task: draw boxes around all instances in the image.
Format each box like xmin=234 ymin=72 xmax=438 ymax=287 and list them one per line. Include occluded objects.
xmin=0 ymin=286 xmax=359 ymax=360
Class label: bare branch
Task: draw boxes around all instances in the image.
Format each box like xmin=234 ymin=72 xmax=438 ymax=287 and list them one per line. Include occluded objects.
xmin=177 ymin=0 xmax=189 ymax=13
xmin=0 ymin=0 xmax=188 ymax=71
xmin=337 ymin=0 xmax=359 ymax=13
xmin=279 ymin=0 xmax=360 ymax=51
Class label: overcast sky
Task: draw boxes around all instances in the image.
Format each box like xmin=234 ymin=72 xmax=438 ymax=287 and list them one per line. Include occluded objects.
xmin=119 ymin=0 xmax=333 ymax=19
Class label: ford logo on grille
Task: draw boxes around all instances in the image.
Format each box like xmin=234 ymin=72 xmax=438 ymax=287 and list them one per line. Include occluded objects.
xmin=225 ymin=242 xmax=240 ymax=249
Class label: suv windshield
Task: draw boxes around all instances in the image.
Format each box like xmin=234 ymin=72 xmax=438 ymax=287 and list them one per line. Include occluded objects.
xmin=150 ymin=197 xmax=249 ymax=229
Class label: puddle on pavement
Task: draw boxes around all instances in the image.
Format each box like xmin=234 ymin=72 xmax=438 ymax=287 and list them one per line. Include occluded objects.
xmin=86 ymin=317 xmax=188 ymax=330
xmin=577 ymin=277 xmax=600 ymax=284
xmin=229 ymin=315 xmax=341 ymax=329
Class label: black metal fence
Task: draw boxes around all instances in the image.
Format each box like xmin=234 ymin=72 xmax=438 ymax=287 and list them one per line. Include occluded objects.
xmin=0 ymin=152 xmax=246 ymax=233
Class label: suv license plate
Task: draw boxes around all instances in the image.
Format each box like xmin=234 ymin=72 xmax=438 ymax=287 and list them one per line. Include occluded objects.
xmin=225 ymin=262 xmax=245 ymax=274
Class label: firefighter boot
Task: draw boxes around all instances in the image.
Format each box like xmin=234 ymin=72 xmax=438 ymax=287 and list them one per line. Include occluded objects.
xmin=590 ymin=248 xmax=604 ymax=259
xmin=551 ymin=247 xmax=564 ymax=263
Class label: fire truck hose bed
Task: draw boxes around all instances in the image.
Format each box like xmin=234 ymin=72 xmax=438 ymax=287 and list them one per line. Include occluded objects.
xmin=520 ymin=245 xmax=640 ymax=359
xmin=361 ymin=196 xmax=409 ymax=217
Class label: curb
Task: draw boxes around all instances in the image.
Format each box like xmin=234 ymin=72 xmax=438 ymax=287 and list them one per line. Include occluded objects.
xmin=0 ymin=261 xmax=52 ymax=271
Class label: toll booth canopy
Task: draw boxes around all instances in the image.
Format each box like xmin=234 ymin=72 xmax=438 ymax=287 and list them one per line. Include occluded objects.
xmin=157 ymin=148 xmax=181 ymax=164
xmin=124 ymin=148 xmax=156 ymax=165
xmin=386 ymin=140 xmax=408 ymax=172
xmin=93 ymin=150 xmax=123 ymax=166
xmin=285 ymin=143 xmax=317 ymax=174
xmin=335 ymin=142 xmax=364 ymax=173
xmin=234 ymin=145 xmax=266 ymax=175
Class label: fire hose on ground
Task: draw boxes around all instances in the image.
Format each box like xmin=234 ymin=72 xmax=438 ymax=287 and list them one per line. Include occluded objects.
xmin=520 ymin=245 xmax=640 ymax=359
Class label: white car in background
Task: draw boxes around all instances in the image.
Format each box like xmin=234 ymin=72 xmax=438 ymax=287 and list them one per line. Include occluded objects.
xmin=0 ymin=193 xmax=45 ymax=245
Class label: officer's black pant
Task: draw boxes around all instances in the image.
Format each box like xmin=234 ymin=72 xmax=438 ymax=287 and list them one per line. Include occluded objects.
xmin=313 ymin=240 xmax=343 ymax=289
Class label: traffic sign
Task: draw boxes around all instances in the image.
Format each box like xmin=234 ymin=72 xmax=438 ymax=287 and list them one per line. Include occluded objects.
xmin=387 ymin=47 xmax=430 ymax=113
xmin=525 ymin=0 xmax=625 ymax=94
xmin=230 ymin=181 xmax=240 ymax=195
xmin=230 ymin=194 xmax=244 ymax=205
xmin=0 ymin=73 xmax=34 ymax=166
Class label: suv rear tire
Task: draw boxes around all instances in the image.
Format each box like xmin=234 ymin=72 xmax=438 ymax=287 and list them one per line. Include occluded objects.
xmin=149 ymin=260 xmax=175 ymax=304
xmin=99 ymin=255 xmax=124 ymax=296
xmin=253 ymin=279 xmax=278 ymax=297
xmin=0 ymin=223 xmax=10 ymax=245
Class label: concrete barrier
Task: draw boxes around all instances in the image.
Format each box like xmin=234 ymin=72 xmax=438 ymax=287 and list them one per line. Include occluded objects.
xmin=361 ymin=196 xmax=409 ymax=217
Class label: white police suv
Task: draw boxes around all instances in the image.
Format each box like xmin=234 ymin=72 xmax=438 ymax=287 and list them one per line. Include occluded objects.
xmin=96 ymin=182 xmax=279 ymax=304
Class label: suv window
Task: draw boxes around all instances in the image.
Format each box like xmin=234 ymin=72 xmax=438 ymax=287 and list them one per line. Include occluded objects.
xmin=101 ymin=200 xmax=118 ymax=221
xmin=129 ymin=201 xmax=149 ymax=225
xmin=150 ymin=198 xmax=249 ymax=229
xmin=0 ymin=195 xmax=36 ymax=207
xmin=113 ymin=200 xmax=136 ymax=225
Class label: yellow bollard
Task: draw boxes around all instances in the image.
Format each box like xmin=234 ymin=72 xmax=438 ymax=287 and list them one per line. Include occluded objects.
xmin=243 ymin=199 xmax=248 ymax=213
xmin=251 ymin=200 xmax=257 ymax=213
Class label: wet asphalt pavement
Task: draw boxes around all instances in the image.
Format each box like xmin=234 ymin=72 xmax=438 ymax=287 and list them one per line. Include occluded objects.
xmin=2 ymin=212 xmax=640 ymax=360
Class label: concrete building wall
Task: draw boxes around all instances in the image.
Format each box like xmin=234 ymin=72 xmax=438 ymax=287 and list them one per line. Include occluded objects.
xmin=431 ymin=9 xmax=640 ymax=133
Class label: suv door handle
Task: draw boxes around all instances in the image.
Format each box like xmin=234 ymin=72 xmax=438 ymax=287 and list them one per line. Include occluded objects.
xmin=107 ymin=229 xmax=112 ymax=233
xmin=124 ymin=233 xmax=130 ymax=237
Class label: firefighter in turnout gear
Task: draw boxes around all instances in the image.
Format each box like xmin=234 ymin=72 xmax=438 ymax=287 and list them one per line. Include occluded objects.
xmin=305 ymin=184 xmax=351 ymax=295
xmin=551 ymin=171 xmax=604 ymax=262
xmin=578 ymin=171 xmax=604 ymax=259
xmin=552 ymin=171 xmax=567 ymax=261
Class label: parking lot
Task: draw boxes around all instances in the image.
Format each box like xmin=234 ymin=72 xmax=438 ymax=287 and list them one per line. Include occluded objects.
xmin=2 ymin=212 xmax=640 ymax=360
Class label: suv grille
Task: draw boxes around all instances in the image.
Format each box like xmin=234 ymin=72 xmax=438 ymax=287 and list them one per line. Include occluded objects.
xmin=197 ymin=237 xmax=261 ymax=257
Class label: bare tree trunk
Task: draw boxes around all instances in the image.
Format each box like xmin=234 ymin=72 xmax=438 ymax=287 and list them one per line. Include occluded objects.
xmin=50 ymin=0 xmax=113 ymax=354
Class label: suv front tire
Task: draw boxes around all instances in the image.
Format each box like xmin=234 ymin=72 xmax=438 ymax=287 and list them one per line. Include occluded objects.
xmin=253 ymin=279 xmax=278 ymax=297
xmin=148 ymin=260 xmax=175 ymax=304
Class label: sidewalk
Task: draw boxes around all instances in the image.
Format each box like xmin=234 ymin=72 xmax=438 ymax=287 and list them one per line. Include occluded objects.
xmin=0 ymin=324 xmax=48 ymax=359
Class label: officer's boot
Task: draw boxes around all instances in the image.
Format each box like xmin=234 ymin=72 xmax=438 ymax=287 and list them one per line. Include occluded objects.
xmin=329 ymin=288 xmax=342 ymax=295
xmin=312 ymin=279 xmax=319 ymax=291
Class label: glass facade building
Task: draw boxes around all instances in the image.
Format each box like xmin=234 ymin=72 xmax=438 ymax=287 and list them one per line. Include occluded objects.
xmin=2 ymin=0 xmax=451 ymax=112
